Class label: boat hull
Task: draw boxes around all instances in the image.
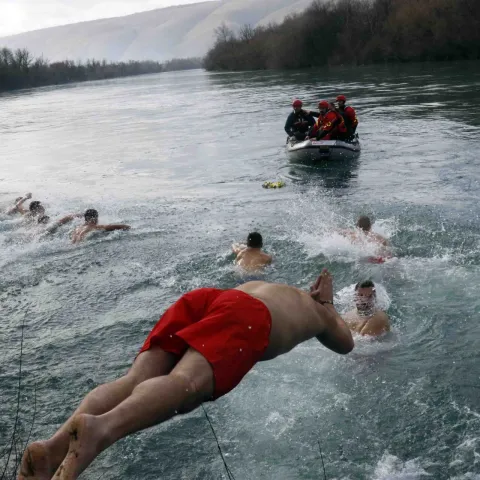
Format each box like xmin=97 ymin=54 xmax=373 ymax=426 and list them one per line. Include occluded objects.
xmin=286 ymin=137 xmax=361 ymax=162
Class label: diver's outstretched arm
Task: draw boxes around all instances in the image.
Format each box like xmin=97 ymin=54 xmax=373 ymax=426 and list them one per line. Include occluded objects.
xmin=101 ymin=224 xmax=131 ymax=232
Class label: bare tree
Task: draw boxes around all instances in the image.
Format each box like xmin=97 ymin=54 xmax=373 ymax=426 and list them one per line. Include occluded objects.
xmin=239 ymin=24 xmax=255 ymax=42
xmin=214 ymin=23 xmax=235 ymax=44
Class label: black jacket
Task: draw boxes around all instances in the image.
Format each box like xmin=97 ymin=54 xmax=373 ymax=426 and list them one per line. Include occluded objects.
xmin=284 ymin=110 xmax=315 ymax=135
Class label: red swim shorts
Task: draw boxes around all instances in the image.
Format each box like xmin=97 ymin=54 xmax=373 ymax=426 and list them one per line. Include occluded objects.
xmin=138 ymin=288 xmax=272 ymax=399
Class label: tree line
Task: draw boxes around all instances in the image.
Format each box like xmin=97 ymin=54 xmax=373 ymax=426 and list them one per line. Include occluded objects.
xmin=0 ymin=48 xmax=203 ymax=92
xmin=204 ymin=0 xmax=480 ymax=71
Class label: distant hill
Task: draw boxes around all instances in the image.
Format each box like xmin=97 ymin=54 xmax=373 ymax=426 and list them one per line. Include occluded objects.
xmin=0 ymin=0 xmax=312 ymax=62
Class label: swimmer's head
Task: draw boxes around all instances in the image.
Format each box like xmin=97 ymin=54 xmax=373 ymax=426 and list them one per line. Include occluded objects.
xmin=357 ymin=215 xmax=372 ymax=232
xmin=247 ymin=232 xmax=263 ymax=249
xmin=84 ymin=209 xmax=99 ymax=225
xmin=29 ymin=201 xmax=45 ymax=216
xmin=354 ymin=280 xmax=376 ymax=311
xmin=37 ymin=215 xmax=50 ymax=224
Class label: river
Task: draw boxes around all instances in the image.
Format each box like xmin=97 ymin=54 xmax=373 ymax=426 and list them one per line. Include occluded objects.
xmin=1 ymin=63 xmax=480 ymax=479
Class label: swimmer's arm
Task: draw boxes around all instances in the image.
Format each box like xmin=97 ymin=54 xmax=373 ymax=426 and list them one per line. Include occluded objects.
xmin=376 ymin=234 xmax=389 ymax=247
xmin=6 ymin=193 xmax=31 ymax=214
xmin=232 ymin=243 xmax=246 ymax=255
xmin=314 ymin=305 xmax=354 ymax=354
xmin=360 ymin=312 xmax=390 ymax=336
xmin=100 ymin=224 xmax=131 ymax=232
xmin=45 ymin=213 xmax=82 ymax=234
xmin=337 ymin=229 xmax=353 ymax=238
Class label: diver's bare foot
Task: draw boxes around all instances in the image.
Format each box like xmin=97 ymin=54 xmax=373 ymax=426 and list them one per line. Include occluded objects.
xmin=18 ymin=441 xmax=55 ymax=480
xmin=54 ymin=414 xmax=108 ymax=480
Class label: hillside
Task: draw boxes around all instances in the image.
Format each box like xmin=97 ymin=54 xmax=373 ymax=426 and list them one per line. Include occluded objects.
xmin=0 ymin=0 xmax=312 ymax=62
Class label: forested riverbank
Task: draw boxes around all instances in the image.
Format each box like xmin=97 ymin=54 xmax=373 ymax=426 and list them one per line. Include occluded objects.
xmin=204 ymin=0 xmax=480 ymax=71
xmin=0 ymin=48 xmax=202 ymax=92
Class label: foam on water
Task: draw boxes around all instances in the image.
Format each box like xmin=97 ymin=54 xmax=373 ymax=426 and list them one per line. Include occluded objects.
xmin=372 ymin=453 xmax=432 ymax=479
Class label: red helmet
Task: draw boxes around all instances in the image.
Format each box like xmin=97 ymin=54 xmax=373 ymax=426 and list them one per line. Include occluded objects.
xmin=318 ymin=100 xmax=329 ymax=109
xmin=336 ymin=95 xmax=347 ymax=102
xmin=292 ymin=99 xmax=303 ymax=108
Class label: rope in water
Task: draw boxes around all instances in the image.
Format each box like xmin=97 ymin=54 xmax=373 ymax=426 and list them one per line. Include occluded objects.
xmin=1 ymin=305 xmax=30 ymax=480
xmin=318 ymin=440 xmax=328 ymax=480
xmin=201 ymin=404 xmax=236 ymax=480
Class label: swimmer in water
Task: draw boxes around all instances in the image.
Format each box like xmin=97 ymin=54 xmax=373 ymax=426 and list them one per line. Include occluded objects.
xmin=71 ymin=209 xmax=130 ymax=244
xmin=5 ymin=193 xmax=32 ymax=215
xmin=344 ymin=215 xmax=389 ymax=247
xmin=23 ymin=200 xmax=48 ymax=224
xmin=343 ymin=280 xmax=390 ymax=336
xmin=341 ymin=215 xmax=391 ymax=261
xmin=232 ymin=232 xmax=272 ymax=271
xmin=39 ymin=213 xmax=85 ymax=236
xmin=18 ymin=269 xmax=353 ymax=480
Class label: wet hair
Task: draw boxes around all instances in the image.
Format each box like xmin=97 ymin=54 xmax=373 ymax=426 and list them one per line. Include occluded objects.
xmin=84 ymin=209 xmax=99 ymax=222
xmin=355 ymin=280 xmax=375 ymax=290
xmin=29 ymin=201 xmax=42 ymax=213
xmin=357 ymin=215 xmax=372 ymax=232
xmin=247 ymin=232 xmax=263 ymax=248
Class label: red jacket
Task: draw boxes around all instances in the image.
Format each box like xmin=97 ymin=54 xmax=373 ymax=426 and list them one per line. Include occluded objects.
xmin=322 ymin=111 xmax=346 ymax=134
xmin=340 ymin=105 xmax=358 ymax=132
xmin=309 ymin=110 xmax=347 ymax=138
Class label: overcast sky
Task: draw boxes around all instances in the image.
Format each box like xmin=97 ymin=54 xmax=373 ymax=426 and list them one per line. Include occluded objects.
xmin=1 ymin=0 xmax=215 ymax=37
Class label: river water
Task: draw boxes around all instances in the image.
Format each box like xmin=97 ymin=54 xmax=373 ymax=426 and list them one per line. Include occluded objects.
xmin=1 ymin=63 xmax=480 ymax=479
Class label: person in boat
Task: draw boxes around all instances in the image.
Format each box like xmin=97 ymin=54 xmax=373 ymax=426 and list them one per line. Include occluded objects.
xmin=71 ymin=208 xmax=130 ymax=244
xmin=5 ymin=193 xmax=32 ymax=215
xmin=232 ymin=232 xmax=272 ymax=271
xmin=343 ymin=280 xmax=390 ymax=336
xmin=336 ymin=95 xmax=358 ymax=140
xmin=18 ymin=269 xmax=353 ymax=480
xmin=284 ymin=99 xmax=315 ymax=141
xmin=306 ymin=101 xmax=347 ymax=141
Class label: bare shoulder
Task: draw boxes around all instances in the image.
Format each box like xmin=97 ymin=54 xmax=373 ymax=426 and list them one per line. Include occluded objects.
xmin=262 ymin=252 xmax=273 ymax=263
xmin=373 ymin=233 xmax=389 ymax=245
xmin=374 ymin=310 xmax=389 ymax=322
xmin=361 ymin=311 xmax=390 ymax=336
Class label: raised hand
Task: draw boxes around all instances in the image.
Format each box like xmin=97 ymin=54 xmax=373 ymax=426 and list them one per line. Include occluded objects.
xmin=310 ymin=268 xmax=334 ymax=306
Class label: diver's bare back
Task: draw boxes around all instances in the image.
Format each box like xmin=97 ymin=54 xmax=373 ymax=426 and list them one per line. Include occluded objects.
xmin=235 ymin=281 xmax=330 ymax=360
xmin=71 ymin=226 xmax=94 ymax=244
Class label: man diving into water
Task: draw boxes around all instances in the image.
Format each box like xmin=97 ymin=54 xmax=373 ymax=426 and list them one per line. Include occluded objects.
xmin=71 ymin=209 xmax=130 ymax=244
xmin=18 ymin=269 xmax=353 ymax=480
xmin=344 ymin=280 xmax=390 ymax=336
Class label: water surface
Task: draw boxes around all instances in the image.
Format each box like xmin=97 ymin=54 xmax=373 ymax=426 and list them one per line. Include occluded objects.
xmin=1 ymin=63 xmax=480 ymax=479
